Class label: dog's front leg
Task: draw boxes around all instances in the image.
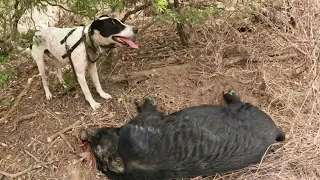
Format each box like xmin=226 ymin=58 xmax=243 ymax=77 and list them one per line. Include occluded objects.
xmin=77 ymin=73 xmax=101 ymax=109
xmin=87 ymin=62 xmax=112 ymax=100
xmin=73 ymin=57 xmax=101 ymax=109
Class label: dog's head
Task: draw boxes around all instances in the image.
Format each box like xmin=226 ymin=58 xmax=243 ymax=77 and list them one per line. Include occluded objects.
xmin=89 ymin=15 xmax=138 ymax=49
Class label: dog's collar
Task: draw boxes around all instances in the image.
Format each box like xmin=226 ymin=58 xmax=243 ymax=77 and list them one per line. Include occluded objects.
xmin=85 ymin=28 xmax=99 ymax=51
xmin=86 ymin=30 xmax=116 ymax=53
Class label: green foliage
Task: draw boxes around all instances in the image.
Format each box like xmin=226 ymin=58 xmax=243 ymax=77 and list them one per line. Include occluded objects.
xmin=0 ymin=70 xmax=15 ymax=88
xmin=66 ymin=0 xmax=125 ymax=18
xmin=183 ymin=7 xmax=218 ymax=24
xmin=67 ymin=0 xmax=99 ymax=18
xmin=107 ymin=0 xmax=125 ymax=11
xmin=155 ymin=0 xmax=168 ymax=13
xmin=64 ymin=71 xmax=77 ymax=90
xmin=153 ymin=0 xmax=218 ymax=24
xmin=18 ymin=30 xmax=35 ymax=48
xmin=0 ymin=54 xmax=10 ymax=64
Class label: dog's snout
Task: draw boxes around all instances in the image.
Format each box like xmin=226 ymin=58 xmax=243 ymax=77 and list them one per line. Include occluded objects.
xmin=133 ymin=27 xmax=138 ymax=34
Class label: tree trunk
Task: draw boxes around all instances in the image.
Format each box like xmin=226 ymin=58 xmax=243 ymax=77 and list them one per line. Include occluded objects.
xmin=10 ymin=0 xmax=22 ymax=42
xmin=173 ymin=0 xmax=188 ymax=46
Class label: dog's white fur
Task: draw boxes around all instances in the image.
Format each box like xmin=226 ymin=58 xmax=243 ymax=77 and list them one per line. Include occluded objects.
xmin=31 ymin=17 xmax=136 ymax=109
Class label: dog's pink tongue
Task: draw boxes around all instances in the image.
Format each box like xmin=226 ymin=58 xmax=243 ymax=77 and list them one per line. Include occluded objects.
xmin=119 ymin=37 xmax=138 ymax=49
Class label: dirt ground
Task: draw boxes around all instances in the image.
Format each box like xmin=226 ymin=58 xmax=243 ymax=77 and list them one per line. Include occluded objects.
xmin=1 ymin=1 xmax=320 ymax=179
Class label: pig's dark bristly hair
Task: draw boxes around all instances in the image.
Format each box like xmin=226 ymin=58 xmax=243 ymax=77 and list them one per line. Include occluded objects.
xmin=84 ymin=90 xmax=286 ymax=180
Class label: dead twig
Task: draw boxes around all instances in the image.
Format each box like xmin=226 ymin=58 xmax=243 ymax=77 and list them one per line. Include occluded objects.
xmin=0 ymin=161 xmax=55 ymax=178
xmin=140 ymin=20 xmax=156 ymax=34
xmin=0 ymin=75 xmax=39 ymax=125
xmin=47 ymin=120 xmax=82 ymax=142
xmin=24 ymin=150 xmax=49 ymax=169
xmin=121 ymin=1 xmax=152 ymax=22
xmin=13 ymin=112 xmax=38 ymax=131
xmin=59 ymin=133 xmax=76 ymax=153
xmin=110 ymin=64 xmax=190 ymax=82
xmin=24 ymin=150 xmax=41 ymax=163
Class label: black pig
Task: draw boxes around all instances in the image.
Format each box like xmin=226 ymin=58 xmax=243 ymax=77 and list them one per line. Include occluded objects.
xmin=80 ymin=90 xmax=285 ymax=180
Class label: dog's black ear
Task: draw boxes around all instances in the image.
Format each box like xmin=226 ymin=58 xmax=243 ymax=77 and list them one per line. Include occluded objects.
xmin=90 ymin=19 xmax=103 ymax=33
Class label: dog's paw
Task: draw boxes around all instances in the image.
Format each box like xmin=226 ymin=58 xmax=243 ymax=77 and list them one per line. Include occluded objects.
xmin=46 ymin=92 xmax=53 ymax=100
xmin=99 ymin=92 xmax=112 ymax=100
xmin=90 ymin=101 xmax=101 ymax=110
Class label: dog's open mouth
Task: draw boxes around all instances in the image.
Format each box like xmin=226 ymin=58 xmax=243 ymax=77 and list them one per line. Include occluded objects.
xmin=112 ymin=36 xmax=138 ymax=49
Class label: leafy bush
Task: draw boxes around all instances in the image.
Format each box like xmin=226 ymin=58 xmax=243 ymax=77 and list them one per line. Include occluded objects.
xmin=0 ymin=70 xmax=15 ymax=87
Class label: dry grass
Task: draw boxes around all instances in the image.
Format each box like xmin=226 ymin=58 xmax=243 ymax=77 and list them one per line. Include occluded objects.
xmin=0 ymin=0 xmax=320 ymax=179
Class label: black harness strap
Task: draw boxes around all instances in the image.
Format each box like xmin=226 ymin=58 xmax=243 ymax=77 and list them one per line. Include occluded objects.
xmin=61 ymin=26 xmax=115 ymax=63
xmin=62 ymin=27 xmax=86 ymax=83
xmin=62 ymin=28 xmax=86 ymax=59
xmin=60 ymin=28 xmax=77 ymax=45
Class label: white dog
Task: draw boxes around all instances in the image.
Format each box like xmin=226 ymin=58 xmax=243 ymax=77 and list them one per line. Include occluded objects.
xmin=31 ymin=15 xmax=138 ymax=109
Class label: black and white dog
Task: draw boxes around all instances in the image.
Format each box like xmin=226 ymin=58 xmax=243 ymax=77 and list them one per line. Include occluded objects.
xmin=31 ymin=15 xmax=138 ymax=109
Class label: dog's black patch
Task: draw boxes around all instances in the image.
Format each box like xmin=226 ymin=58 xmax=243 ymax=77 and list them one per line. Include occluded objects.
xmin=90 ymin=18 xmax=125 ymax=38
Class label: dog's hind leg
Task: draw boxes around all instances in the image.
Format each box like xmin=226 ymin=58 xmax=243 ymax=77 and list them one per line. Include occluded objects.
xmin=52 ymin=58 xmax=67 ymax=89
xmin=32 ymin=44 xmax=53 ymax=100
xmin=223 ymin=89 xmax=242 ymax=105
xmin=87 ymin=62 xmax=112 ymax=100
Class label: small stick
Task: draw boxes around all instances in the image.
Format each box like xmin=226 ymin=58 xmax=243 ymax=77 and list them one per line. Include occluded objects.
xmin=24 ymin=150 xmax=49 ymax=169
xmin=17 ymin=112 xmax=38 ymax=121
xmin=47 ymin=120 xmax=81 ymax=142
xmin=13 ymin=112 xmax=38 ymax=131
xmin=0 ymin=75 xmax=39 ymax=124
xmin=59 ymin=133 xmax=76 ymax=153
xmin=0 ymin=161 xmax=55 ymax=178
xmin=121 ymin=1 xmax=152 ymax=22
xmin=24 ymin=150 xmax=41 ymax=162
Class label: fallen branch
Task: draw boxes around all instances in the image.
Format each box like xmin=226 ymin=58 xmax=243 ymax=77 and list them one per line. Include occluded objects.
xmin=121 ymin=1 xmax=152 ymax=22
xmin=47 ymin=120 xmax=81 ymax=142
xmin=0 ymin=161 xmax=55 ymax=178
xmin=110 ymin=64 xmax=190 ymax=82
xmin=0 ymin=75 xmax=39 ymax=125
xmin=60 ymin=133 xmax=76 ymax=153
xmin=13 ymin=112 xmax=38 ymax=131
